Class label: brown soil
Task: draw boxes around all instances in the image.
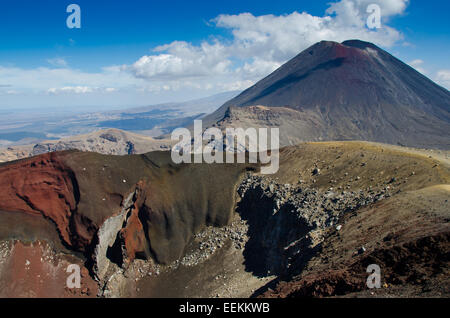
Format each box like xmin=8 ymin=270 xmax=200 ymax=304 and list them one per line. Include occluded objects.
xmin=0 ymin=240 xmax=97 ymax=298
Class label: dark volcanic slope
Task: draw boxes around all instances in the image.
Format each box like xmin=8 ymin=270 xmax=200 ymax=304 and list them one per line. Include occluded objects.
xmin=205 ymin=40 xmax=450 ymax=149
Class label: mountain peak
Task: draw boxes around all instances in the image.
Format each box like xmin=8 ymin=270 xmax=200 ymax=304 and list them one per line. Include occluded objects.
xmin=305 ymin=39 xmax=379 ymax=53
xmin=204 ymin=39 xmax=450 ymax=149
xmin=341 ymin=39 xmax=379 ymax=50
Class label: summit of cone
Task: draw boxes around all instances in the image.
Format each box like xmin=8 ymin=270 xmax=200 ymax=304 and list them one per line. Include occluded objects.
xmin=204 ymin=40 xmax=450 ymax=149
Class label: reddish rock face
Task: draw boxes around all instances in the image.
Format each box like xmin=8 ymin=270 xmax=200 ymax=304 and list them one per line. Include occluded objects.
xmin=330 ymin=42 xmax=368 ymax=60
xmin=0 ymin=150 xmax=252 ymax=272
xmin=119 ymin=181 xmax=150 ymax=265
xmin=0 ymin=153 xmax=84 ymax=248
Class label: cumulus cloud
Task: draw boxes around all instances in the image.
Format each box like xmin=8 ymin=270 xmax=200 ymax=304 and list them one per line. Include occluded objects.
xmin=0 ymin=89 xmax=19 ymax=95
xmin=129 ymin=41 xmax=231 ymax=79
xmin=436 ymin=70 xmax=450 ymax=89
xmin=327 ymin=0 xmax=408 ymax=19
xmin=128 ymin=0 xmax=407 ymax=91
xmin=408 ymin=59 xmax=427 ymax=74
xmin=2 ymin=0 xmax=412 ymax=106
xmin=47 ymin=58 xmax=68 ymax=68
xmin=47 ymin=86 xmax=118 ymax=94
xmin=48 ymin=86 xmax=93 ymax=94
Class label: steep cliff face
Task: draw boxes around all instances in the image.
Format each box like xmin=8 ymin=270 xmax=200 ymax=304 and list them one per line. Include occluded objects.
xmin=236 ymin=175 xmax=394 ymax=278
xmin=261 ymin=184 xmax=450 ymax=298
xmin=118 ymin=182 xmax=150 ymax=264
xmin=0 ymin=150 xmax=254 ymax=273
xmin=0 ymin=153 xmax=96 ymax=250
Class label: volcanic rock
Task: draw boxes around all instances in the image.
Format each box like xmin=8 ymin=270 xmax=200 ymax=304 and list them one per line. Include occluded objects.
xmin=204 ymin=40 xmax=450 ymax=149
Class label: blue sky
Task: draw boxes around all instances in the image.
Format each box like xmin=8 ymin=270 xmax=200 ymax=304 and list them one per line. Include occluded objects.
xmin=0 ymin=0 xmax=449 ymax=109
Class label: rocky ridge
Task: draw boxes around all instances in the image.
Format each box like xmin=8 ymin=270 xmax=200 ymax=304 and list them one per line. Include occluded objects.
xmin=0 ymin=128 xmax=174 ymax=163
xmin=236 ymin=173 xmax=392 ymax=278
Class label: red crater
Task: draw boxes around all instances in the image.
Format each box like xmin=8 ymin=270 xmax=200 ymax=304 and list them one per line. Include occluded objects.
xmin=0 ymin=153 xmax=79 ymax=247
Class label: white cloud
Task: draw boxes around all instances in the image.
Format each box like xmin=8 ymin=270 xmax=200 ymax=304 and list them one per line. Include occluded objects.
xmin=48 ymin=86 xmax=94 ymax=94
xmin=238 ymin=59 xmax=282 ymax=80
xmin=327 ymin=0 xmax=409 ymax=19
xmin=1 ymin=0 xmax=411 ymax=107
xmin=128 ymin=0 xmax=406 ymax=90
xmin=217 ymin=80 xmax=256 ymax=92
xmin=0 ymin=89 xmax=19 ymax=95
xmin=47 ymin=86 xmax=120 ymax=95
xmin=129 ymin=41 xmax=231 ymax=80
xmin=47 ymin=58 xmax=68 ymax=68
xmin=408 ymin=59 xmax=427 ymax=74
xmin=0 ymin=65 xmax=138 ymax=93
xmin=436 ymin=70 xmax=450 ymax=89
